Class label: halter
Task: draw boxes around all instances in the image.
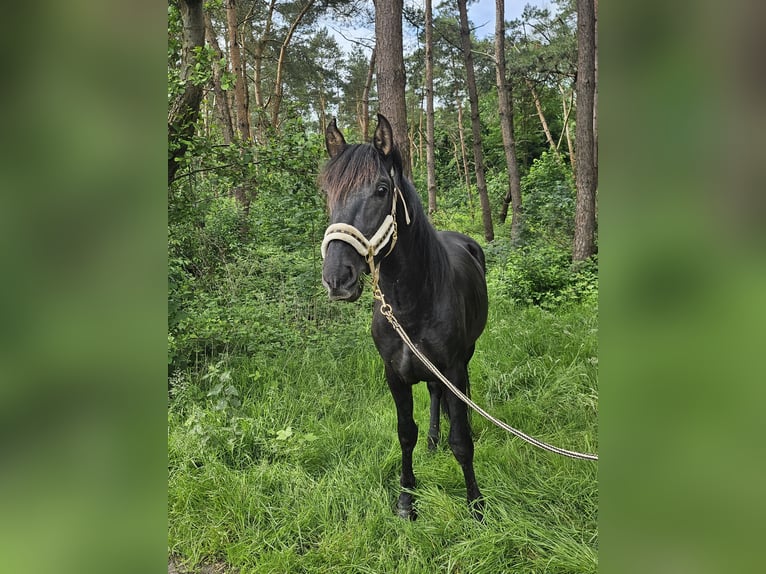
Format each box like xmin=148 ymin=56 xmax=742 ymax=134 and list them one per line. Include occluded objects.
xmin=320 ymin=169 xmax=411 ymax=267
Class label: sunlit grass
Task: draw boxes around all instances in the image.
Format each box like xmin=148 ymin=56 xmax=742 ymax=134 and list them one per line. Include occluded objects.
xmin=168 ymin=289 xmax=598 ymax=573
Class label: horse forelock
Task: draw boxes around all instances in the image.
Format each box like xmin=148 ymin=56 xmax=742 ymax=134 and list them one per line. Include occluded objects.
xmin=320 ymin=144 xmax=387 ymax=209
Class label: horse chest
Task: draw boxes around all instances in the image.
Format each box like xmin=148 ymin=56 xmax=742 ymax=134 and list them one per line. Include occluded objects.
xmin=372 ymin=315 xmax=455 ymax=383
xmin=391 ymin=338 xmax=435 ymax=382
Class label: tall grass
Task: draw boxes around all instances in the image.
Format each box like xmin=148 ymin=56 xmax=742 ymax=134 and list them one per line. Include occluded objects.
xmin=168 ymin=286 xmax=598 ymax=573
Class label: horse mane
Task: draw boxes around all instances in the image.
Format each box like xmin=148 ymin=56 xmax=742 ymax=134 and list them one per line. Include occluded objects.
xmin=400 ymin=178 xmax=451 ymax=290
xmin=319 ymin=144 xmax=386 ymax=208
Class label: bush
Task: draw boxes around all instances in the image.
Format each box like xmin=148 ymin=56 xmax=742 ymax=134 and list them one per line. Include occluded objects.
xmin=168 ymin=123 xmax=333 ymax=371
xmin=487 ymin=240 xmax=597 ymax=308
xmin=521 ymin=151 xmax=576 ymax=245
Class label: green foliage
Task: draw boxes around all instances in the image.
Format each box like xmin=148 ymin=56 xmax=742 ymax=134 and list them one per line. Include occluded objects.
xmin=486 ymin=239 xmax=597 ymax=309
xmin=168 ymin=119 xmax=332 ymax=370
xmin=521 ymin=151 xmax=576 ymax=245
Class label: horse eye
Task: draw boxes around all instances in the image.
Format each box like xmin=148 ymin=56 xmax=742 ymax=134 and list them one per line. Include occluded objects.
xmin=375 ymin=185 xmax=388 ymax=196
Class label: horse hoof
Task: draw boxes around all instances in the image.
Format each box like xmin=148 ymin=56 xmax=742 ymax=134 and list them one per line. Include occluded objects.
xmin=396 ymin=503 xmax=417 ymax=520
xmin=396 ymin=494 xmax=417 ymax=520
xmin=469 ymin=497 xmax=485 ymax=522
xmin=427 ymin=435 xmax=438 ymax=451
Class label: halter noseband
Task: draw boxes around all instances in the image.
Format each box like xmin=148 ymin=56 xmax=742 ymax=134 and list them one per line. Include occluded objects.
xmin=320 ymin=169 xmax=411 ymax=266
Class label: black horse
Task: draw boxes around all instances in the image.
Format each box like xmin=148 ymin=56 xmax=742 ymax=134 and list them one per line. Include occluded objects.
xmin=320 ymin=114 xmax=488 ymax=520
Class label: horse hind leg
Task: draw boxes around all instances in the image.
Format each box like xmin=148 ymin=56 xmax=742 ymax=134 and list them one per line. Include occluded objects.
xmin=444 ymin=370 xmax=484 ymax=521
xmin=427 ymin=380 xmax=455 ymax=450
xmin=426 ymin=381 xmax=442 ymax=451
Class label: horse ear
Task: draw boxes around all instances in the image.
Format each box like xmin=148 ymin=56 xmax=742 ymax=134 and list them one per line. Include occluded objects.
xmin=325 ymin=118 xmax=346 ymax=158
xmin=373 ymin=113 xmax=394 ymax=158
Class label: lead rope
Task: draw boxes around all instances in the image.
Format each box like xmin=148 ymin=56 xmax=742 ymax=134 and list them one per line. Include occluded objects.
xmin=368 ymin=257 xmax=598 ymax=462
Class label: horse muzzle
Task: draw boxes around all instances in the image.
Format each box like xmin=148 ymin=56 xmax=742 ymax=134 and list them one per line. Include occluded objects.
xmin=322 ymin=272 xmax=363 ymax=302
xmin=321 ymin=248 xmax=364 ymax=302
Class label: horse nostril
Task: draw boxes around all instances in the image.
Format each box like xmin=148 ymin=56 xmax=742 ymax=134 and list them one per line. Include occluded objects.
xmin=323 ymin=264 xmax=356 ymax=289
xmin=322 ymin=262 xmax=361 ymax=301
xmin=345 ymin=265 xmax=357 ymax=284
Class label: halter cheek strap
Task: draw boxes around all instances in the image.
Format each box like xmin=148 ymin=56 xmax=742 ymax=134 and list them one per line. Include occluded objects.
xmin=320 ymin=172 xmax=411 ymax=263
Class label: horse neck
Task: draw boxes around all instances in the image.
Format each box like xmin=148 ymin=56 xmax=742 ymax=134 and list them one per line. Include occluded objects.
xmin=377 ymin=194 xmax=447 ymax=314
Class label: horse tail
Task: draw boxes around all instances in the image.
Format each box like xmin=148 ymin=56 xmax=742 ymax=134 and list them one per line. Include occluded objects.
xmin=441 ymin=378 xmax=470 ymax=421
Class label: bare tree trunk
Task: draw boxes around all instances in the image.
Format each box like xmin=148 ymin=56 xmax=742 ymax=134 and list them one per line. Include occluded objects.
xmin=408 ymin=106 xmax=417 ymax=176
xmin=168 ymin=0 xmax=205 ymax=185
xmin=418 ymin=103 xmax=427 ymax=172
xmin=271 ymin=0 xmax=316 ymax=130
xmin=226 ymin=0 xmax=250 ymax=140
xmin=319 ymin=90 xmax=327 ymax=134
xmin=525 ymin=77 xmax=561 ymax=161
xmin=558 ymin=84 xmax=575 ymax=169
xmin=494 ymin=0 xmax=523 ymax=244
xmin=573 ymin=0 xmax=597 ymax=261
xmin=456 ymin=95 xmax=472 ymax=208
xmin=252 ymin=0 xmax=277 ymax=139
xmin=204 ymin=12 xmax=234 ymax=145
xmin=458 ymin=0 xmax=493 ymax=241
xmin=593 ymin=0 xmax=599 ymax=191
xmin=424 ymin=0 xmax=437 ymax=215
xmin=417 ymin=99 xmax=423 ymax=166
xmin=375 ymin=0 xmax=411 ymax=178
xmin=361 ymin=48 xmax=376 ymax=140
xmin=252 ymin=0 xmax=276 ymax=108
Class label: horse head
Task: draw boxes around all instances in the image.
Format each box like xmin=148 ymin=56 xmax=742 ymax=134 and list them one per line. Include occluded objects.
xmin=320 ymin=114 xmax=408 ymax=301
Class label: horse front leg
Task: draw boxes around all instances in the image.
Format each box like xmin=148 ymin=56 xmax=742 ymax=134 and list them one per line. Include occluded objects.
xmin=385 ymin=365 xmax=418 ymax=520
xmin=444 ymin=369 xmax=484 ymax=521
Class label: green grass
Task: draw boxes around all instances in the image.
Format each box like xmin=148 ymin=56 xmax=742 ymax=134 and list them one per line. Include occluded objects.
xmin=168 ymin=291 xmax=598 ymax=573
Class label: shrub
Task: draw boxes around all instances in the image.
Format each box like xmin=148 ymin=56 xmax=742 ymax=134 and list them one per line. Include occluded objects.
xmin=487 ymin=240 xmax=597 ymax=308
xmin=521 ymin=151 xmax=576 ymax=245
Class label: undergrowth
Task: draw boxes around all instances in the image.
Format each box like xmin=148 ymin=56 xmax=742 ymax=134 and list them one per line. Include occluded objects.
xmin=168 ymin=279 xmax=598 ymax=573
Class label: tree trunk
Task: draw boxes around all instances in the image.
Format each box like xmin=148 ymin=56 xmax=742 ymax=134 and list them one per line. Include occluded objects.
xmin=168 ymin=0 xmax=205 ymax=185
xmin=558 ymin=84 xmax=576 ymax=169
xmin=252 ymin=0 xmax=277 ymax=139
xmin=271 ymin=0 xmax=316 ymax=131
xmin=318 ymin=90 xmax=327 ymax=134
xmin=361 ymin=48 xmax=376 ymax=140
xmin=525 ymin=77 xmax=561 ymax=160
xmin=226 ymin=0 xmax=250 ymax=140
xmin=494 ymin=0 xmax=523 ymax=244
xmin=457 ymin=0 xmax=493 ymax=242
xmin=375 ymin=0 xmax=411 ymax=178
xmin=424 ymin=0 xmax=437 ymax=215
xmin=418 ymin=103 xmax=426 ymax=168
xmin=573 ymin=0 xmax=597 ymax=261
xmin=204 ymin=13 xmax=234 ymax=145
xmin=593 ymin=0 xmax=599 ymax=191
xmin=456 ymin=94 xmax=473 ymax=211
xmin=408 ymin=109 xmax=417 ymax=176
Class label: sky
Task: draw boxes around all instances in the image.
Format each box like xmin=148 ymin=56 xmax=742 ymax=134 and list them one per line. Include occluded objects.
xmin=468 ymin=0 xmax=551 ymax=39
xmin=326 ymin=0 xmax=551 ymax=53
